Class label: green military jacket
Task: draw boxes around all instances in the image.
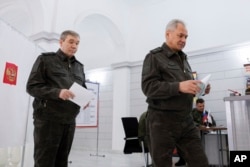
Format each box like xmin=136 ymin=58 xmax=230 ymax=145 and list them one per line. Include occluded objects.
xmin=192 ymin=108 xmax=216 ymax=127
xmin=26 ymin=49 xmax=86 ymax=123
xmin=141 ymin=43 xmax=194 ymax=113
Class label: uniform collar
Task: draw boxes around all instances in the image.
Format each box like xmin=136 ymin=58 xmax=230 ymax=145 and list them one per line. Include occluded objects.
xmin=56 ymin=49 xmax=76 ymax=63
xmin=161 ymin=43 xmax=187 ymax=59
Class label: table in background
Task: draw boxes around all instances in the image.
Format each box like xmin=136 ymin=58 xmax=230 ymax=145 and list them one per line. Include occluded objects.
xmin=199 ymin=126 xmax=228 ymax=167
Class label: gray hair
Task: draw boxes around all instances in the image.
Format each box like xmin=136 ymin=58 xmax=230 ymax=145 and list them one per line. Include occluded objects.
xmin=165 ymin=19 xmax=186 ymax=31
xmin=60 ymin=30 xmax=80 ymax=41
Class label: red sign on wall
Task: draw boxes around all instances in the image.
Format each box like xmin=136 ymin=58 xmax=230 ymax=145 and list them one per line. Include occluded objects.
xmin=3 ymin=62 xmax=18 ymax=85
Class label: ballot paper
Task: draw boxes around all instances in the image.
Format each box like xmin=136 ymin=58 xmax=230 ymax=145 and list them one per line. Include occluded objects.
xmin=69 ymin=82 xmax=95 ymax=107
xmin=196 ymin=74 xmax=211 ymax=98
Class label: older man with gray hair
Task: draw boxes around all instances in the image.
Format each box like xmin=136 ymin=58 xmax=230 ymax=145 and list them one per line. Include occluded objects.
xmin=141 ymin=19 xmax=211 ymax=167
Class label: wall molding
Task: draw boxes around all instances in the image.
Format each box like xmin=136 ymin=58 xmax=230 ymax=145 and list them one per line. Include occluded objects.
xmin=29 ymin=31 xmax=60 ymax=43
xmin=188 ymin=41 xmax=250 ymax=57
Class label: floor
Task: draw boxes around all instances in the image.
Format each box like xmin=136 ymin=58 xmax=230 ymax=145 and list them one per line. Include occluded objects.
xmin=2 ymin=146 xmax=180 ymax=167
xmin=68 ymin=149 xmax=180 ymax=167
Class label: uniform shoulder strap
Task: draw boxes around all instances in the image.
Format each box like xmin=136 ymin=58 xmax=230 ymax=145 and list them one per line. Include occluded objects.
xmin=41 ymin=52 xmax=56 ymax=56
xmin=75 ymin=59 xmax=83 ymax=66
xmin=150 ymin=47 xmax=163 ymax=54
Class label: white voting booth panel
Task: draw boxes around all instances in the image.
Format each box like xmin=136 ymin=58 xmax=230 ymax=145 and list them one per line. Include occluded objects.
xmin=0 ymin=19 xmax=43 ymax=167
xmin=224 ymin=95 xmax=250 ymax=151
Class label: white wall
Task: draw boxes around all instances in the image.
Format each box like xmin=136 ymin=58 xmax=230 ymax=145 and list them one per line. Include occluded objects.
xmin=0 ymin=19 xmax=43 ymax=167
xmin=125 ymin=0 xmax=250 ymax=62
xmin=1 ymin=0 xmax=250 ymax=69
xmin=65 ymin=0 xmax=250 ymax=70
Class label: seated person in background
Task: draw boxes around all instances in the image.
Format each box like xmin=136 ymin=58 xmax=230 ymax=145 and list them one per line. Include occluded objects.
xmin=138 ymin=111 xmax=149 ymax=150
xmin=192 ymin=98 xmax=216 ymax=127
xmin=138 ymin=111 xmax=153 ymax=167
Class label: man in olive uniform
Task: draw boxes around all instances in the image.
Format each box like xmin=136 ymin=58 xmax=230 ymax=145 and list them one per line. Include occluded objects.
xmin=26 ymin=30 xmax=88 ymax=167
xmin=141 ymin=19 xmax=211 ymax=167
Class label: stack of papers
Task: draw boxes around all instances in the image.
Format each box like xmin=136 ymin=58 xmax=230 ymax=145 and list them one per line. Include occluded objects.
xmin=69 ymin=82 xmax=95 ymax=107
xmin=196 ymin=74 xmax=211 ymax=98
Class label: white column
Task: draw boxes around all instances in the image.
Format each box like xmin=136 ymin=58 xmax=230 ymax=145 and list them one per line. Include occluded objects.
xmin=111 ymin=63 xmax=131 ymax=151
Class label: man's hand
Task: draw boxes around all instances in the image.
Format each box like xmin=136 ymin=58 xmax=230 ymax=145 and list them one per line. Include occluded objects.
xmin=179 ymin=80 xmax=201 ymax=95
xmin=59 ymin=89 xmax=75 ymax=100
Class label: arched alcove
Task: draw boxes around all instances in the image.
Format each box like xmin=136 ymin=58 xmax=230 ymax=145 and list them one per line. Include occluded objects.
xmin=74 ymin=13 xmax=126 ymax=70
xmin=0 ymin=6 xmax=32 ymax=35
xmin=0 ymin=0 xmax=44 ymax=36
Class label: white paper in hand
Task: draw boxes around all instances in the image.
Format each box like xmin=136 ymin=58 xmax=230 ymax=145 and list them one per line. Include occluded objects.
xmin=196 ymin=74 xmax=211 ymax=98
xmin=69 ymin=82 xmax=95 ymax=107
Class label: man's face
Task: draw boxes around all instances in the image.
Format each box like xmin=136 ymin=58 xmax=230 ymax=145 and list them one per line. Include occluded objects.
xmin=60 ymin=35 xmax=80 ymax=57
xmin=196 ymin=103 xmax=205 ymax=112
xmin=166 ymin=23 xmax=188 ymax=52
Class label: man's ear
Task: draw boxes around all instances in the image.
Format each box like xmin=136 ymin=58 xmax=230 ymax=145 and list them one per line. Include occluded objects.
xmin=165 ymin=31 xmax=169 ymax=39
xmin=59 ymin=39 xmax=63 ymax=46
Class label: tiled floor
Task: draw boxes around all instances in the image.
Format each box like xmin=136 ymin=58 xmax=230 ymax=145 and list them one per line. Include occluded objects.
xmin=68 ymin=149 xmax=180 ymax=167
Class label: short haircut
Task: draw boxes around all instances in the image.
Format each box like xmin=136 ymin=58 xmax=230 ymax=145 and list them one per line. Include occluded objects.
xmin=60 ymin=30 xmax=80 ymax=41
xmin=166 ymin=19 xmax=186 ymax=31
xmin=196 ymin=98 xmax=205 ymax=104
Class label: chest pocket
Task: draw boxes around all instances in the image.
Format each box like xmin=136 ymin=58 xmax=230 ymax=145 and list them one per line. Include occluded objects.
xmin=47 ymin=64 xmax=67 ymax=77
xmin=167 ymin=61 xmax=180 ymax=70
xmin=183 ymin=61 xmax=193 ymax=79
xmin=71 ymin=64 xmax=84 ymax=85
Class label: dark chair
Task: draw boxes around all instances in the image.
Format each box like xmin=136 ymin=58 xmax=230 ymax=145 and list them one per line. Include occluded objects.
xmin=121 ymin=117 xmax=150 ymax=167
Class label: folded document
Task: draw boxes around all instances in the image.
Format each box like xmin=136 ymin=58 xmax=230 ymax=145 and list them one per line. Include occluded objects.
xmin=196 ymin=74 xmax=211 ymax=98
xmin=69 ymin=82 xmax=95 ymax=107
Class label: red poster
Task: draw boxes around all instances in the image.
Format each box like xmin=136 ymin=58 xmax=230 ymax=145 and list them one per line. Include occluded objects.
xmin=3 ymin=62 xmax=18 ymax=85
